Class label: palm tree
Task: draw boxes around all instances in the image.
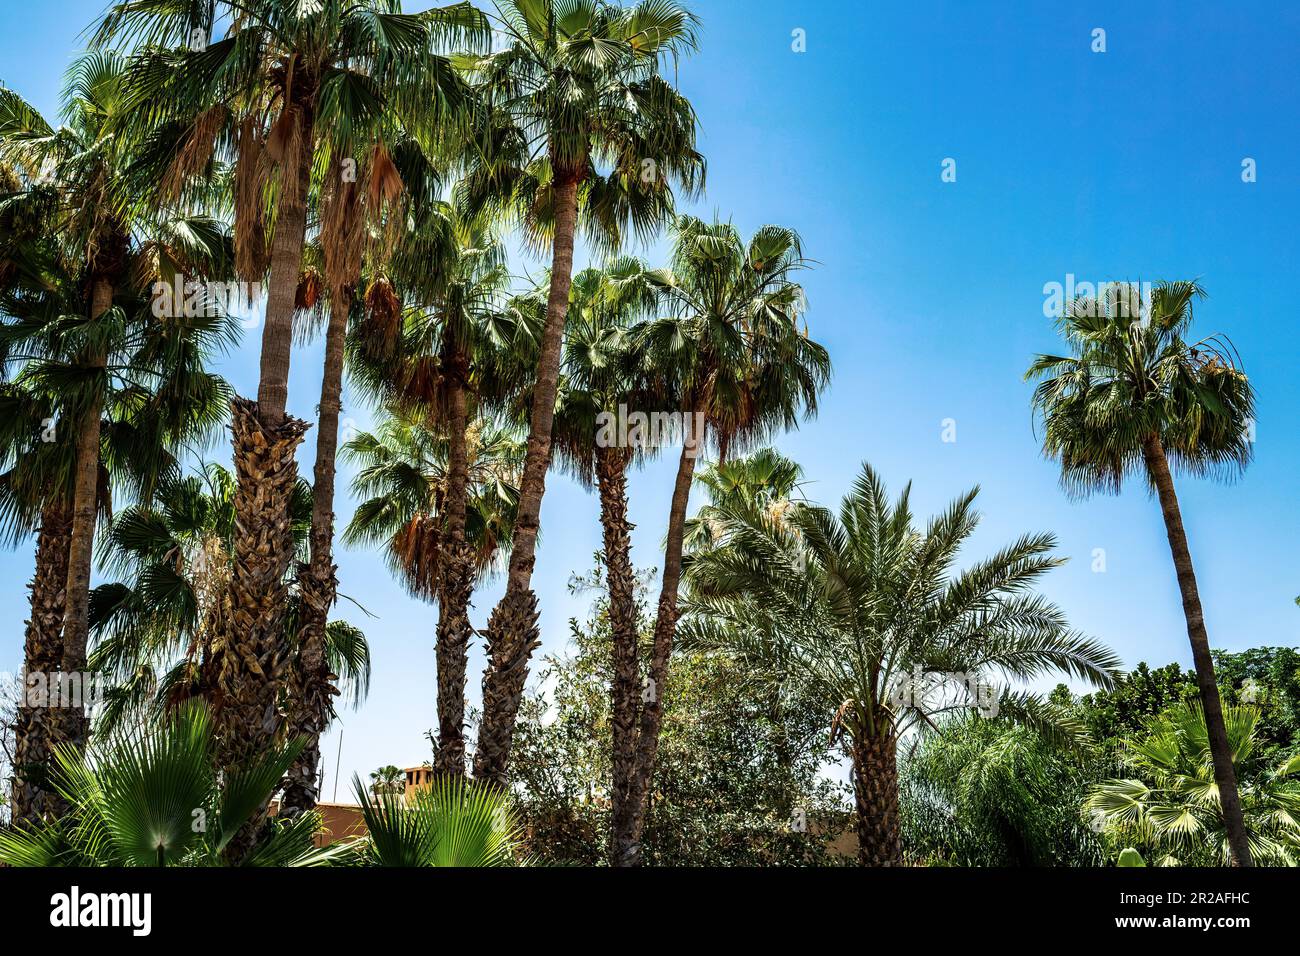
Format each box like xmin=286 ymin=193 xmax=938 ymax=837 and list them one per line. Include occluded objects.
xmin=2 ymin=81 xmax=234 ymax=820
xmin=683 ymin=462 xmax=1120 ymax=865
xmin=547 ymin=256 xmax=669 ymax=864
xmin=682 ymin=446 xmax=806 ymax=555
xmin=351 ymin=773 xmax=523 ymax=866
xmin=343 ymin=408 xmax=525 ymax=771
xmin=1027 ymin=280 xmax=1257 ymax=866
xmin=0 ymin=54 xmax=180 ymax=756
xmin=87 ymin=463 xmax=371 ymax=742
xmin=282 ymin=133 xmax=447 ymax=817
xmin=1088 ymin=702 xmax=1300 ymax=866
xmin=613 ymin=218 xmax=830 ymax=865
xmin=457 ymin=0 xmax=704 ymax=785
xmin=95 ymin=0 xmax=489 ymax=783
xmin=347 ymin=200 xmax=525 ymax=778
xmin=369 ymin=765 xmax=406 ymax=797
xmin=0 ymin=702 xmax=341 ymax=866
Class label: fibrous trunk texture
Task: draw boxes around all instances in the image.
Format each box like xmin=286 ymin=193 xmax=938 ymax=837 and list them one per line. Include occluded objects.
xmin=1141 ymin=432 xmax=1253 ymax=867
xmin=434 ymin=364 xmax=473 ymax=778
xmin=851 ymin=732 xmax=903 ymax=867
xmin=598 ymin=446 xmax=641 ymax=867
xmin=207 ymin=397 xmax=308 ymax=859
xmin=10 ymin=506 xmax=72 ymax=826
xmin=280 ymin=291 xmax=348 ymax=818
xmin=57 ymin=277 xmax=113 ymax=754
xmin=472 ymin=174 xmax=579 ymax=786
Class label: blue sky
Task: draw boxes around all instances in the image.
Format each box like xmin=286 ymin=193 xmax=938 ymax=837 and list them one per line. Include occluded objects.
xmin=2 ymin=0 xmax=1297 ymax=794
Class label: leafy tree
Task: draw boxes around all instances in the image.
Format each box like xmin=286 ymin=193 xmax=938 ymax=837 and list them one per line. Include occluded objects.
xmin=509 ymin=562 xmax=845 ymax=866
xmin=1028 ymin=281 xmax=1258 ymax=864
xmin=683 ymin=461 xmax=1119 ymax=865
xmin=1088 ymin=702 xmax=1300 ymax=866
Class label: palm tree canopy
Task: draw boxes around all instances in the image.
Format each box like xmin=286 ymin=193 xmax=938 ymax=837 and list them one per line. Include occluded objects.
xmin=635 ymin=216 xmax=831 ymax=458
xmin=1027 ymin=280 xmax=1256 ymax=496
xmin=342 ymin=409 xmax=526 ymax=599
xmin=682 ymin=461 xmax=1121 ymax=744
xmin=455 ymin=0 xmax=704 ymax=252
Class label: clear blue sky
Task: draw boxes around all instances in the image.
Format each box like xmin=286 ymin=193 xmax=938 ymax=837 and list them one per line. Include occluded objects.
xmin=2 ymin=0 xmax=1297 ymax=795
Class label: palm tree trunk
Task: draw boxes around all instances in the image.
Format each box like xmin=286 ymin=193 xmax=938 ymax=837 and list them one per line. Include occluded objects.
xmin=597 ymin=445 xmax=640 ymax=866
xmin=433 ymin=355 xmax=474 ymax=778
xmin=213 ymin=108 xmax=315 ymax=861
xmin=256 ymin=108 xmax=315 ymax=428
xmin=10 ymin=505 xmax=72 ymax=825
xmin=57 ymin=277 xmax=113 ymax=752
xmin=851 ymin=732 xmax=903 ymax=866
xmin=1140 ymin=433 xmax=1253 ymax=867
xmin=280 ymin=288 xmax=349 ymax=818
xmin=619 ymin=424 xmax=701 ymax=866
xmin=472 ymin=173 xmax=579 ymax=786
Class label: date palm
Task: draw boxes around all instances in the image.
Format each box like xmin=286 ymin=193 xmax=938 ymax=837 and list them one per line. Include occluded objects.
xmin=456 ymin=0 xmax=704 ymax=785
xmin=1027 ymin=281 xmax=1257 ymax=866
xmin=683 ymin=462 xmax=1120 ymax=865
xmin=95 ymin=0 xmax=489 ymax=791
xmin=614 ymin=217 xmax=830 ymax=865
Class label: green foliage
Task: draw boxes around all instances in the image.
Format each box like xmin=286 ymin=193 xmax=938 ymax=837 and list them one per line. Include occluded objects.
xmin=350 ymin=773 xmax=522 ymax=867
xmin=900 ymin=713 xmax=1107 ymax=866
xmin=1078 ymin=662 xmax=1199 ymax=749
xmin=1087 ymin=701 xmax=1300 ymax=866
xmin=508 ymin=563 xmax=847 ymax=866
xmin=0 ymin=703 xmax=339 ymax=867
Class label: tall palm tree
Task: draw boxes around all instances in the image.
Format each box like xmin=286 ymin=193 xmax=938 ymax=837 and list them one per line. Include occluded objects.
xmin=1 ymin=54 xmax=160 ymax=756
xmin=613 ymin=218 xmax=830 ymax=865
xmin=549 ymin=256 xmax=667 ymax=864
xmin=343 ymin=408 xmax=525 ymax=770
xmin=282 ymin=132 xmax=446 ymax=816
xmin=95 ymin=0 xmax=489 ymax=783
xmin=2 ymin=77 xmax=234 ymax=820
xmin=1027 ymin=281 xmax=1257 ymax=866
xmin=457 ymin=0 xmax=704 ymax=785
xmin=683 ymin=462 xmax=1121 ymax=865
xmin=347 ymin=200 xmax=524 ymax=778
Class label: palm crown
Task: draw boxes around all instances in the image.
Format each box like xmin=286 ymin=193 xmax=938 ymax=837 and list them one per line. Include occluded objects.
xmin=1027 ymin=280 xmax=1255 ymax=496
